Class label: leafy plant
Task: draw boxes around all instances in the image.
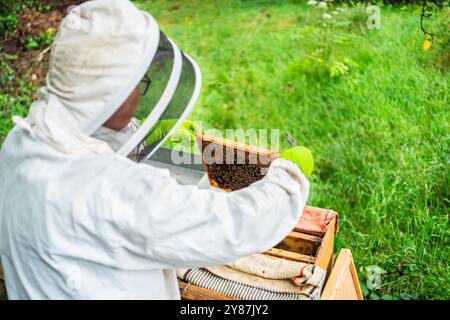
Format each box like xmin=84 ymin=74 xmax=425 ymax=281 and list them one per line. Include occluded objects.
xmin=0 ymin=1 xmax=22 ymax=36
xmin=0 ymin=0 xmax=52 ymax=37
xmin=25 ymin=36 xmax=40 ymax=50
xmin=39 ymin=28 xmax=56 ymax=46
xmin=0 ymin=56 xmax=16 ymax=85
xmin=0 ymin=91 xmax=32 ymax=144
xmin=0 ymin=13 xmax=19 ymax=36
xmin=288 ymin=27 xmax=359 ymax=80
xmin=329 ymin=57 xmax=358 ymax=78
xmin=25 ymin=28 xmax=56 ymax=50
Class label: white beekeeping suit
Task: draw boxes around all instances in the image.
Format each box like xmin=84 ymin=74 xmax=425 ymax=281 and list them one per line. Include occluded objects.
xmin=0 ymin=0 xmax=309 ymax=299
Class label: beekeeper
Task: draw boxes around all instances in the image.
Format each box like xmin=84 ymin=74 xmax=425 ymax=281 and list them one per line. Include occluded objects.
xmin=0 ymin=0 xmax=314 ymax=299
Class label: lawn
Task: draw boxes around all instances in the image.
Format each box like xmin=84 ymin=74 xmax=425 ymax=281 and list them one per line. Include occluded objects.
xmin=1 ymin=0 xmax=449 ymax=299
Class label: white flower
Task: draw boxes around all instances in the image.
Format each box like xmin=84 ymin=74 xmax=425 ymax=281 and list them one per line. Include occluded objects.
xmin=307 ymin=0 xmax=318 ymax=5
xmin=322 ymin=13 xmax=333 ymax=20
xmin=318 ymin=1 xmax=327 ymax=9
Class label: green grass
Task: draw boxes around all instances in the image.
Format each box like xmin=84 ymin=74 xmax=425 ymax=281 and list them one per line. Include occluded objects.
xmin=0 ymin=0 xmax=448 ymax=299
xmin=134 ymin=0 xmax=449 ymax=299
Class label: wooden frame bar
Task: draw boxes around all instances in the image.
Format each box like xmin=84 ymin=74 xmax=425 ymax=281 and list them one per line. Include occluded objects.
xmin=315 ymin=216 xmax=337 ymax=276
xmin=275 ymin=231 xmax=322 ymax=256
xmin=264 ymin=248 xmax=316 ymax=264
xmin=197 ymin=133 xmax=280 ymax=159
xmin=178 ymin=280 xmax=234 ymax=300
xmin=321 ymin=249 xmax=363 ymax=300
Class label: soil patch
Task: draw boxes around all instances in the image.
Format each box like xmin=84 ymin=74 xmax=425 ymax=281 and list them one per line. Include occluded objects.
xmin=1 ymin=1 xmax=86 ymax=95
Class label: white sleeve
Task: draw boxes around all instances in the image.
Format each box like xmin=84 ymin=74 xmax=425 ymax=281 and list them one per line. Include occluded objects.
xmin=112 ymin=158 xmax=309 ymax=269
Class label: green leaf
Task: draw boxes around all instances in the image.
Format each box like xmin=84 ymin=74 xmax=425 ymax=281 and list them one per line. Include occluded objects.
xmin=411 ymin=7 xmax=422 ymax=16
xmin=370 ymin=292 xmax=381 ymax=300
xmin=25 ymin=36 xmax=40 ymax=50
xmin=400 ymin=293 xmax=419 ymax=300
xmin=360 ymin=281 xmax=369 ymax=297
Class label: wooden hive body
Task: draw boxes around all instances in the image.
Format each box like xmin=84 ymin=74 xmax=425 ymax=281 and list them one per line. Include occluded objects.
xmin=178 ymin=216 xmax=338 ymax=300
xmin=178 ymin=133 xmax=362 ymax=300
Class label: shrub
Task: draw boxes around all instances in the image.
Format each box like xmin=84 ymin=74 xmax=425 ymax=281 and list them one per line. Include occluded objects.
xmin=0 ymin=0 xmax=49 ymax=37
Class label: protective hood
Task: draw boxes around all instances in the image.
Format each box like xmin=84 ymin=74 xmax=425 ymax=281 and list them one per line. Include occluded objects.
xmin=115 ymin=32 xmax=201 ymax=161
xmin=12 ymin=0 xmax=200 ymax=158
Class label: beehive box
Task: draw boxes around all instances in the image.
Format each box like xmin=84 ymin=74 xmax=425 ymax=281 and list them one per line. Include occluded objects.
xmin=178 ymin=215 xmax=338 ymax=300
xmin=178 ymin=133 xmax=362 ymax=300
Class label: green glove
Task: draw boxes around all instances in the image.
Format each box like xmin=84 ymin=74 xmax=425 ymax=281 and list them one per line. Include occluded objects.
xmin=145 ymin=119 xmax=199 ymax=146
xmin=280 ymin=146 xmax=314 ymax=178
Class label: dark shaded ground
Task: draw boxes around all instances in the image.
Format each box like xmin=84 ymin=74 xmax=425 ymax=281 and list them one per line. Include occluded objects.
xmin=0 ymin=280 xmax=6 ymax=300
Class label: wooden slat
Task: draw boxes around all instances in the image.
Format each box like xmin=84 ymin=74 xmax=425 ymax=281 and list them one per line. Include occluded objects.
xmin=178 ymin=280 xmax=235 ymax=300
xmin=264 ymin=248 xmax=316 ymax=264
xmin=321 ymin=249 xmax=363 ymax=300
xmin=348 ymin=251 xmax=363 ymax=300
xmin=197 ymin=132 xmax=280 ymax=159
xmin=275 ymin=231 xmax=322 ymax=256
xmin=287 ymin=231 xmax=323 ymax=243
xmin=315 ymin=216 xmax=336 ymax=274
